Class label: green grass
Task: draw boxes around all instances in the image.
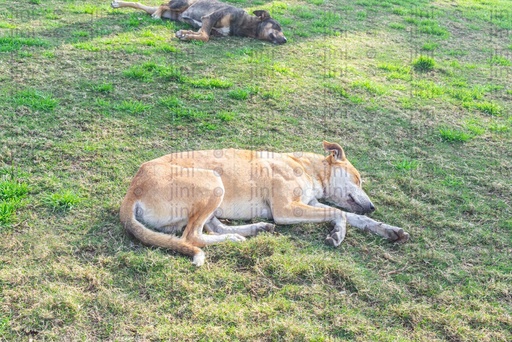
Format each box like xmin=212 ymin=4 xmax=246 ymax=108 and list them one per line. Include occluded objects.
xmin=117 ymin=99 xmax=152 ymax=115
xmin=389 ymin=22 xmax=406 ymax=30
xmin=188 ymin=77 xmax=233 ymax=89
xmin=228 ymin=88 xmax=250 ymax=100
xmin=0 ymin=172 xmax=29 ymax=227
xmin=418 ymin=20 xmax=449 ymax=37
xmin=393 ymin=158 xmax=419 ymax=171
xmin=0 ymin=0 xmax=511 ymax=340
xmin=351 ymin=79 xmax=387 ymax=95
xmin=11 ymin=89 xmax=59 ymax=112
xmin=421 ymin=41 xmax=438 ymax=51
xmin=490 ymin=55 xmax=511 ymax=66
xmin=412 ymin=55 xmax=436 ymax=72
xmin=0 ymin=36 xmax=50 ymax=52
xmin=464 ymin=101 xmax=503 ymax=116
xmin=324 ymin=83 xmax=349 ymax=97
xmin=92 ymin=82 xmax=114 ymax=93
xmin=43 ymin=190 xmax=82 ymax=212
xmin=439 ymin=127 xmax=472 ymax=142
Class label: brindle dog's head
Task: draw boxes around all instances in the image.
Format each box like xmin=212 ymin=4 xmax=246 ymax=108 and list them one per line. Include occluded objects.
xmin=322 ymin=141 xmax=375 ymax=215
xmin=253 ymin=10 xmax=287 ymax=44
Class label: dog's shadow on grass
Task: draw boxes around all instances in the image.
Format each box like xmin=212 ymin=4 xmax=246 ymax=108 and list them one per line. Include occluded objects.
xmin=79 ymin=205 xmax=341 ymax=271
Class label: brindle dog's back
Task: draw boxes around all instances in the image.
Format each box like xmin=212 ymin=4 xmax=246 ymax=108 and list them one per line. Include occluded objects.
xmin=178 ymin=0 xmax=245 ymax=30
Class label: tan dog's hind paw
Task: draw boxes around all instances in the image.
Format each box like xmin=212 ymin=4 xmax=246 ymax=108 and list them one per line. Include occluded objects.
xmin=253 ymin=222 xmax=275 ymax=235
xmin=226 ymin=234 xmax=246 ymax=242
xmin=263 ymin=223 xmax=275 ymax=233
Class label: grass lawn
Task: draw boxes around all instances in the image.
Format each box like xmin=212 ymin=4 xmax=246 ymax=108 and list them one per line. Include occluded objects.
xmin=1 ymin=0 xmax=511 ymax=340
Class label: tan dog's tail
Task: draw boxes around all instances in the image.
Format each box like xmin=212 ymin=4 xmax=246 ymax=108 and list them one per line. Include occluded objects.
xmin=119 ymin=199 xmax=202 ymax=258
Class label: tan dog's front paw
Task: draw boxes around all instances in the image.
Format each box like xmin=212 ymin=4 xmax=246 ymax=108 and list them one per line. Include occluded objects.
xmin=389 ymin=228 xmax=410 ymax=243
xmin=111 ymin=1 xmax=120 ymax=8
xmin=325 ymin=230 xmax=344 ymax=247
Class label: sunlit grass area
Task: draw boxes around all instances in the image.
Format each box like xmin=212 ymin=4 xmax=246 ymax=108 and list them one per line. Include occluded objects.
xmin=0 ymin=0 xmax=511 ymax=340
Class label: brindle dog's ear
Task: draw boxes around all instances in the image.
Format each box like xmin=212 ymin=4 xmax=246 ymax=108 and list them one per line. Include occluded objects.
xmin=323 ymin=141 xmax=346 ymax=161
xmin=253 ymin=10 xmax=271 ymax=20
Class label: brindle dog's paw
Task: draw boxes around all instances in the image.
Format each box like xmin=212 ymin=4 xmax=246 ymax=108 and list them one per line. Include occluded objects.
xmin=175 ymin=30 xmax=187 ymax=40
xmin=151 ymin=12 xmax=161 ymax=19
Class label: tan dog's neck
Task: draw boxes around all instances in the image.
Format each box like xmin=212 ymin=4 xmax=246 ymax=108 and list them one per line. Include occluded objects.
xmin=286 ymin=152 xmax=333 ymax=199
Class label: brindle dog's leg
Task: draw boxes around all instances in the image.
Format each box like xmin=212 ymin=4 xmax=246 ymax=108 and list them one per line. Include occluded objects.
xmin=111 ymin=1 xmax=159 ymax=15
xmin=111 ymin=1 xmax=181 ymax=20
xmin=152 ymin=0 xmax=190 ymax=19
xmin=151 ymin=5 xmax=171 ymax=19
xmin=176 ymin=11 xmax=225 ymax=42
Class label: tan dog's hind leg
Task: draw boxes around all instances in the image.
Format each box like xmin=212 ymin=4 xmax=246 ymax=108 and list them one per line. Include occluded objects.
xmin=205 ymin=217 xmax=275 ymax=237
xmin=121 ymin=164 xmax=249 ymax=267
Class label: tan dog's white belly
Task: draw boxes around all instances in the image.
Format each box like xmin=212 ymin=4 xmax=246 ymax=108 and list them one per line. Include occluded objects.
xmin=217 ymin=199 xmax=273 ymax=220
xmin=157 ymin=149 xmax=301 ymax=222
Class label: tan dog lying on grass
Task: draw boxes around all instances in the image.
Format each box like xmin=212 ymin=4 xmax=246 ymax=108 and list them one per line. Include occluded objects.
xmin=120 ymin=141 xmax=409 ymax=266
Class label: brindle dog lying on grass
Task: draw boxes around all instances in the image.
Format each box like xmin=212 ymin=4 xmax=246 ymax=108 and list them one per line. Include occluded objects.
xmin=111 ymin=0 xmax=287 ymax=44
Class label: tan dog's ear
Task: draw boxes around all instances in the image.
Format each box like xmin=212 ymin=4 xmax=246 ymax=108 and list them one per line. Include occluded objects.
xmin=253 ymin=10 xmax=271 ymax=20
xmin=323 ymin=141 xmax=346 ymax=161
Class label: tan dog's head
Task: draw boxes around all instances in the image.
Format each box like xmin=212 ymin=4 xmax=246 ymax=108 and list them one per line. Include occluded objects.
xmin=254 ymin=10 xmax=287 ymax=44
xmin=323 ymin=141 xmax=375 ymax=214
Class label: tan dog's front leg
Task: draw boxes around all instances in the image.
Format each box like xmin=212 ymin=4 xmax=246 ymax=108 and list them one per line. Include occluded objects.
xmin=346 ymin=213 xmax=409 ymax=242
xmin=205 ymin=217 xmax=275 ymax=237
xmin=272 ymin=201 xmax=347 ymax=246
xmin=309 ymin=199 xmax=346 ymax=246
